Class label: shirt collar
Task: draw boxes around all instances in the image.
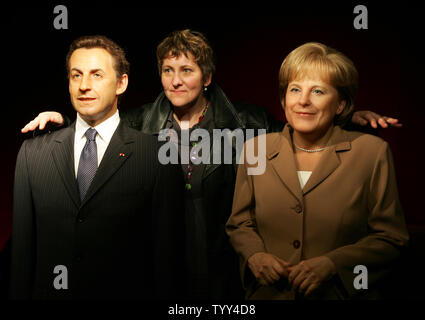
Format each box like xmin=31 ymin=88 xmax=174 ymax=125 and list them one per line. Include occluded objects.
xmin=75 ymin=110 xmax=120 ymax=143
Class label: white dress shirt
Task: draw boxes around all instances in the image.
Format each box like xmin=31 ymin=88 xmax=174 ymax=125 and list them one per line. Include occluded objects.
xmin=297 ymin=170 xmax=312 ymax=190
xmin=74 ymin=110 xmax=120 ymax=178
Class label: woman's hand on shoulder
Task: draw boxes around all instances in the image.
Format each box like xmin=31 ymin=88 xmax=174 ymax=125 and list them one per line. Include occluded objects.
xmin=352 ymin=110 xmax=402 ymax=128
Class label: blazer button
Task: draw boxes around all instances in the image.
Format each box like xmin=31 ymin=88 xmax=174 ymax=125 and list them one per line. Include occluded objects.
xmin=292 ymin=240 xmax=301 ymax=249
xmin=78 ymin=218 xmax=84 ymax=223
xmin=295 ymin=205 xmax=302 ymax=214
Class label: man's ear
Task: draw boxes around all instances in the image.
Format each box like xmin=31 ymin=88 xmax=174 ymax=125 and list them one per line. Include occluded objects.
xmin=116 ymin=74 xmax=129 ymax=95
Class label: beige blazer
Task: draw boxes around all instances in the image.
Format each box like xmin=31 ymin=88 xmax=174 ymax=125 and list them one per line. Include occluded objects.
xmin=226 ymin=124 xmax=409 ymax=300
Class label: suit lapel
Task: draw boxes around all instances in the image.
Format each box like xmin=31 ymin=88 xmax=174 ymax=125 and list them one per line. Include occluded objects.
xmin=81 ymin=121 xmax=135 ymax=206
xmin=203 ymin=160 xmax=220 ymax=180
xmin=51 ymin=124 xmax=81 ymax=209
xmin=203 ymin=129 xmax=238 ymax=179
xmin=302 ymin=126 xmax=351 ymax=195
xmin=203 ymin=128 xmax=250 ymax=179
xmin=268 ymin=126 xmax=303 ymax=204
xmin=301 ymin=147 xmax=340 ymax=195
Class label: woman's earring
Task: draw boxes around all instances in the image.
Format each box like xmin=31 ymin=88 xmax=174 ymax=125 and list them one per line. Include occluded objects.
xmin=204 ymin=86 xmax=208 ymax=92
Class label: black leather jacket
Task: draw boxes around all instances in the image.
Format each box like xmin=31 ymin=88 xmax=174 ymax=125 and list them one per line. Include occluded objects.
xmin=123 ymin=83 xmax=285 ymax=299
xmin=124 ymin=83 xmax=284 ymax=134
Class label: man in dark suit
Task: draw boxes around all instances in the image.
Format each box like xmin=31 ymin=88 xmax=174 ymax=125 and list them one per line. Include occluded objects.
xmin=10 ymin=35 xmax=185 ymax=299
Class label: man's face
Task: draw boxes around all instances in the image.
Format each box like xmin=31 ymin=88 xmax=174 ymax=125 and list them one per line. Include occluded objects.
xmin=68 ymin=48 xmax=127 ymax=126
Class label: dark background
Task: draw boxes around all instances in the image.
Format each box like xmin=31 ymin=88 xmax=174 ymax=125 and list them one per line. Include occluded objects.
xmin=1 ymin=1 xmax=424 ymax=300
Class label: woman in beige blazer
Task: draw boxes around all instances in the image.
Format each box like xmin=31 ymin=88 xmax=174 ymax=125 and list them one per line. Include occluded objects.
xmin=226 ymin=42 xmax=409 ymax=300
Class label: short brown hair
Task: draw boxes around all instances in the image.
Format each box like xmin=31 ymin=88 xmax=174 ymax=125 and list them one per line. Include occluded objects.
xmin=66 ymin=35 xmax=130 ymax=80
xmin=279 ymin=42 xmax=358 ymax=126
xmin=156 ymin=29 xmax=215 ymax=82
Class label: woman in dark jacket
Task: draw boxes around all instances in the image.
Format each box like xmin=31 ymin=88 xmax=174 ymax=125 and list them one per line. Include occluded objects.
xmin=21 ymin=30 xmax=400 ymax=299
xmin=122 ymin=30 xmax=283 ymax=298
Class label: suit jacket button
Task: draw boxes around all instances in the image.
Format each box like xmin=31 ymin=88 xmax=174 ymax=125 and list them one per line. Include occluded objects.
xmin=295 ymin=205 xmax=302 ymax=214
xmin=292 ymin=240 xmax=301 ymax=249
xmin=78 ymin=218 xmax=84 ymax=223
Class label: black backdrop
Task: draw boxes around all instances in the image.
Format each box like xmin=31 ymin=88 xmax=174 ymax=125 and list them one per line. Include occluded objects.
xmin=1 ymin=1 xmax=424 ymax=302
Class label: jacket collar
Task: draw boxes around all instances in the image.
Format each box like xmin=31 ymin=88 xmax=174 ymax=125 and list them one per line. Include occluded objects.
xmin=52 ymin=120 xmax=136 ymax=210
xmin=143 ymin=83 xmax=245 ymax=134
xmin=266 ymin=124 xmax=351 ymax=160
xmin=267 ymin=124 xmax=352 ymax=202
xmin=80 ymin=120 xmax=135 ymax=207
xmin=209 ymin=83 xmax=245 ymax=129
xmin=51 ymin=124 xmax=80 ymax=208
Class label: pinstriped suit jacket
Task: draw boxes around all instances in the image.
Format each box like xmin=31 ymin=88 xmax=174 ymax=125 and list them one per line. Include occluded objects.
xmin=10 ymin=120 xmax=185 ymax=299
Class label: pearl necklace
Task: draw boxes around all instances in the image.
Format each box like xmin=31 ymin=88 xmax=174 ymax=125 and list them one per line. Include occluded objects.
xmin=294 ymin=143 xmax=325 ymax=153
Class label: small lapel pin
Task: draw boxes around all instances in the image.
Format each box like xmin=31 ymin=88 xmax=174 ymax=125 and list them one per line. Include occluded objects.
xmin=119 ymin=153 xmax=125 ymax=157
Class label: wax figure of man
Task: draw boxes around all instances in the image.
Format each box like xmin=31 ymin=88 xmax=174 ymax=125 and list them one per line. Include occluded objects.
xmin=10 ymin=35 xmax=185 ymax=300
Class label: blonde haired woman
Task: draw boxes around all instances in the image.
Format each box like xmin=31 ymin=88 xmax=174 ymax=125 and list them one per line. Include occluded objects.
xmin=226 ymin=42 xmax=409 ymax=300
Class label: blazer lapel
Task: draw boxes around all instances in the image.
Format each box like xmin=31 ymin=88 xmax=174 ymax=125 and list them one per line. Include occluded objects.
xmin=81 ymin=121 xmax=135 ymax=206
xmin=302 ymin=126 xmax=351 ymax=195
xmin=203 ymin=157 xmax=220 ymax=179
xmin=203 ymin=128 xmax=240 ymax=179
xmin=268 ymin=126 xmax=303 ymax=204
xmin=51 ymin=124 xmax=81 ymax=209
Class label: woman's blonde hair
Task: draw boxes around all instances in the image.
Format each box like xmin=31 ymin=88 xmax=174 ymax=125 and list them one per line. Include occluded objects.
xmin=278 ymin=42 xmax=358 ymax=126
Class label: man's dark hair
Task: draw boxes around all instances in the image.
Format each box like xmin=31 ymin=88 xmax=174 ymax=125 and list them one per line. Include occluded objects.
xmin=66 ymin=35 xmax=130 ymax=79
